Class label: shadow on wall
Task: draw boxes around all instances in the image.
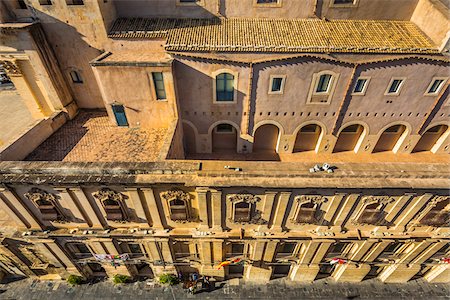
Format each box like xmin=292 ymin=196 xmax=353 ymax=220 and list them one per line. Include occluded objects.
xmin=173 ymin=58 xmax=249 ymax=154
xmin=113 ymin=0 xmax=219 ymax=19
xmin=24 ymin=111 xmax=104 ymax=161
xmin=28 ymin=7 xmax=104 ymax=108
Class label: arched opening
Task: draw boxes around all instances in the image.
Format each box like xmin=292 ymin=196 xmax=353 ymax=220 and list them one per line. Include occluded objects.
xmin=212 ymin=123 xmax=238 ymax=153
xmin=373 ymin=124 xmax=407 ymax=153
xmin=182 ymin=123 xmax=196 ymax=155
xmin=293 ymin=124 xmax=322 ymax=152
xmin=253 ymin=124 xmax=279 ymax=153
xmin=333 ymin=124 xmax=364 ymax=153
xmin=412 ymin=125 xmax=448 ymax=153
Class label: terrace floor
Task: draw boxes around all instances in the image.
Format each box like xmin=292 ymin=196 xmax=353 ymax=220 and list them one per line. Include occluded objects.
xmin=26 ymin=110 xmax=167 ymax=162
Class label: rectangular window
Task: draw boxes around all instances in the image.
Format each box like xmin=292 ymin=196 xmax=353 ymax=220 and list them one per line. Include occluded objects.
xmin=39 ymin=0 xmax=52 ymax=4
xmin=231 ymin=243 xmax=245 ymax=256
xmin=69 ymin=71 xmax=83 ymax=83
xmin=427 ymin=79 xmax=445 ymax=94
xmin=257 ymin=0 xmax=279 ymax=3
xmin=215 ymin=124 xmax=234 ymax=133
xmin=128 ymin=243 xmax=143 ymax=254
xmin=353 ymin=78 xmax=368 ymax=94
xmin=316 ymin=74 xmax=332 ymax=93
xmin=112 ymin=105 xmax=128 ymax=127
xmin=66 ymin=0 xmax=84 ymax=5
xmin=333 ymin=0 xmax=354 ymax=4
xmin=387 ymin=79 xmax=404 ymax=94
xmin=269 ymin=76 xmax=286 ymax=94
xmin=180 ymin=0 xmax=197 ymax=2
xmin=152 ymin=72 xmax=167 ymax=100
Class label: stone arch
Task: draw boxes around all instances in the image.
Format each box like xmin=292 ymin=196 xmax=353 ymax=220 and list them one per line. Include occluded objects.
xmin=333 ymin=121 xmax=369 ymax=153
xmin=252 ymin=120 xmax=284 ymax=153
xmin=181 ymin=120 xmax=198 ymax=155
xmin=373 ymin=121 xmax=411 ymax=153
xmin=412 ymin=123 xmax=450 ymax=153
xmin=292 ymin=121 xmax=326 ymax=153
xmin=208 ymin=120 xmax=240 ymax=153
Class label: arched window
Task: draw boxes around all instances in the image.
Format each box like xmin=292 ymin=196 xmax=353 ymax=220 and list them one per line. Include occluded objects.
xmin=234 ymin=201 xmax=251 ymax=222
xmin=169 ymin=199 xmax=188 ymax=221
xmin=316 ymin=74 xmax=332 ymax=93
xmin=216 ymin=73 xmax=235 ymax=102
xmin=102 ymin=198 xmax=126 ymax=221
xmin=69 ymin=70 xmax=83 ymax=83
xmin=24 ymin=188 xmax=64 ymax=221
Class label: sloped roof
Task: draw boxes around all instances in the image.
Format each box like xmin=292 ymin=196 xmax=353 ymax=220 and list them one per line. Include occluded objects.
xmin=109 ymin=18 xmax=438 ymax=54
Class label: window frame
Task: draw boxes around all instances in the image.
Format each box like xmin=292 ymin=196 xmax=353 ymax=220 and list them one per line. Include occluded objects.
xmin=214 ymin=123 xmax=235 ymax=134
xmin=176 ymin=0 xmax=205 ymax=6
xmin=66 ymin=0 xmax=84 ymax=5
xmin=384 ymin=77 xmax=405 ymax=96
xmin=329 ymin=0 xmax=359 ymax=8
xmin=111 ymin=104 xmax=129 ymax=127
xmin=212 ymin=69 xmax=238 ymax=104
xmin=69 ymin=70 xmax=83 ymax=84
xmin=253 ymin=0 xmax=282 ymax=8
xmin=151 ymin=72 xmax=167 ymax=101
xmin=351 ymin=77 xmax=370 ymax=95
xmin=38 ymin=0 xmax=53 ymax=5
xmin=307 ymin=71 xmax=339 ymax=105
xmin=424 ymin=77 xmax=448 ymax=96
xmin=268 ymin=75 xmax=286 ymax=95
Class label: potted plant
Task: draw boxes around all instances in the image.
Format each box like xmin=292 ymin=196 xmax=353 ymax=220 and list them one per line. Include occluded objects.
xmin=112 ymin=274 xmax=130 ymax=284
xmin=158 ymin=273 xmax=179 ymax=286
xmin=66 ymin=274 xmax=83 ymax=286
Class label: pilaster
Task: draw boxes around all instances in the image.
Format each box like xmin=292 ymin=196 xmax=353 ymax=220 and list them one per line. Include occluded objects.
xmin=210 ymin=189 xmax=222 ymax=230
xmin=125 ymin=188 xmax=149 ymax=225
xmin=271 ymin=192 xmax=291 ymax=230
xmin=196 ymin=188 xmax=209 ymax=227
xmin=0 ymin=188 xmax=41 ymax=230
xmin=69 ymin=187 xmax=103 ymax=228
xmin=393 ymin=194 xmax=432 ymax=230
xmin=141 ymin=188 xmax=164 ymax=229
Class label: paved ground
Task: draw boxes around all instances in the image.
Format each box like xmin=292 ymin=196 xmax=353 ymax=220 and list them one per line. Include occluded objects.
xmin=26 ymin=111 xmax=167 ymax=162
xmin=0 ymin=277 xmax=448 ymax=300
xmin=0 ymin=89 xmax=36 ymax=148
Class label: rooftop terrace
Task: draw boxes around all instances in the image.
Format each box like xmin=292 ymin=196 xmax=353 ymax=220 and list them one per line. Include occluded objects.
xmin=109 ymin=18 xmax=438 ymax=54
xmin=25 ymin=111 xmax=167 ymax=162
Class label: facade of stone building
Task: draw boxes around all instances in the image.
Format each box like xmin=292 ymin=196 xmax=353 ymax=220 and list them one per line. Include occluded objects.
xmin=0 ymin=0 xmax=449 ymax=284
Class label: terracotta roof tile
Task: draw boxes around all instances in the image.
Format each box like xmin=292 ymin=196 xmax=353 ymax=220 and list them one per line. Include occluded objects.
xmin=109 ymin=18 xmax=438 ymax=54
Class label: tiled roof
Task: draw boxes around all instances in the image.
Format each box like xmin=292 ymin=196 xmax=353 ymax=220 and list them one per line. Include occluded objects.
xmin=109 ymin=18 xmax=438 ymax=54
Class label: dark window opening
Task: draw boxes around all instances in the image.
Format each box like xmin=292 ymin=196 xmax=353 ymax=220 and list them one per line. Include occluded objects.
xmin=170 ymin=199 xmax=188 ymax=221
xmin=69 ymin=70 xmax=83 ymax=83
xmin=112 ymin=105 xmax=129 ymax=127
xmin=271 ymin=77 xmax=283 ymax=92
xmin=152 ymin=72 xmax=167 ymax=100
xmin=18 ymin=0 xmax=27 ymax=9
xmin=234 ymin=202 xmax=251 ymax=222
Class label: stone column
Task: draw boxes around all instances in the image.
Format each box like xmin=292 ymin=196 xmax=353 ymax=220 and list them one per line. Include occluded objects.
xmin=99 ymin=239 xmax=132 ymax=277
xmin=332 ymin=240 xmax=375 ymax=282
xmin=141 ymin=188 xmax=164 ymax=229
xmin=262 ymin=192 xmax=277 ymax=229
xmin=70 ymin=187 xmax=103 ymax=229
xmin=196 ymin=188 xmax=209 ymax=228
xmin=332 ymin=194 xmax=360 ymax=228
xmin=54 ymin=188 xmax=89 ymax=226
xmin=393 ymin=194 xmax=432 ymax=230
xmin=125 ymin=188 xmax=149 ymax=226
xmin=425 ymin=265 xmax=450 ymax=283
xmin=0 ymin=188 xmax=41 ymax=230
xmin=384 ymin=194 xmax=415 ymax=224
xmin=291 ymin=240 xmax=333 ymax=282
xmin=379 ymin=240 xmax=431 ymax=283
xmin=271 ymin=192 xmax=291 ymax=231
xmin=322 ymin=194 xmax=346 ymax=224
xmin=0 ymin=189 xmax=32 ymax=229
xmin=210 ymin=189 xmax=222 ymax=231
xmin=44 ymin=240 xmax=81 ymax=276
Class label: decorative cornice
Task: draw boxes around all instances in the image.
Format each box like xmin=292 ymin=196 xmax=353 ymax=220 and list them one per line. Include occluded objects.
xmin=24 ymin=188 xmax=56 ymax=203
xmin=161 ymin=189 xmax=191 ymax=202
xmin=295 ymin=195 xmax=327 ymax=204
xmin=228 ymin=193 xmax=261 ymax=204
xmin=92 ymin=188 xmax=124 ymax=202
xmin=361 ymin=196 xmax=395 ymax=205
xmin=0 ymin=60 xmax=21 ymax=76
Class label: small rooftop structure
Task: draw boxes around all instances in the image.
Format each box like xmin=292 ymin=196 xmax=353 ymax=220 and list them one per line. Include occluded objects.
xmin=109 ymin=18 xmax=438 ymax=54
